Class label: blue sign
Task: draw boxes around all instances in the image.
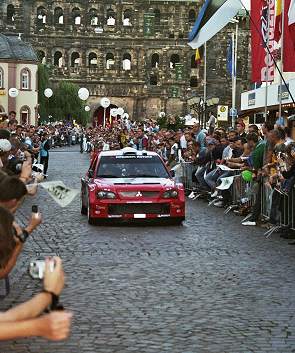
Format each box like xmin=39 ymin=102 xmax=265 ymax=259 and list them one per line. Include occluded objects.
xmin=229 ymin=108 xmax=237 ymax=117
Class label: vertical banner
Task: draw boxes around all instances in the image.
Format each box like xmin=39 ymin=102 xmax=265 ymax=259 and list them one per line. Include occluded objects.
xmin=144 ymin=13 xmax=155 ymax=37
xmin=251 ymin=0 xmax=275 ymax=82
xmin=170 ymin=86 xmax=179 ymax=98
xmin=175 ymin=63 xmax=184 ymax=80
xmin=283 ymin=0 xmax=295 ymax=71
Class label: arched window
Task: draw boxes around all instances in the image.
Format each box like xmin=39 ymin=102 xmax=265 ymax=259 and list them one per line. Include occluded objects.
xmin=190 ymin=76 xmax=198 ymax=87
xmin=54 ymin=51 xmax=63 ymax=67
xmin=150 ymin=75 xmax=158 ymax=86
xmin=107 ymin=8 xmax=116 ymax=26
xmin=54 ymin=7 xmax=64 ymax=25
xmin=0 ymin=67 xmax=4 ymax=88
xmin=71 ymin=52 xmax=80 ymax=67
xmin=170 ymin=54 xmax=180 ymax=69
xmin=37 ymin=50 xmax=46 ymax=64
xmin=89 ymin=52 xmax=98 ymax=66
xmin=20 ymin=106 xmax=31 ymax=125
xmin=72 ymin=8 xmax=81 ymax=25
xmin=37 ymin=6 xmax=47 ymax=25
xmin=122 ymin=53 xmax=131 ymax=71
xmin=154 ymin=9 xmax=160 ymax=26
xmin=7 ymin=4 xmax=15 ymax=23
xmin=123 ymin=9 xmax=132 ymax=26
xmin=106 ymin=53 xmax=115 ymax=69
xmin=189 ymin=9 xmax=196 ymax=24
xmin=89 ymin=9 xmax=98 ymax=26
xmin=191 ymin=54 xmax=198 ymax=68
xmin=20 ymin=68 xmax=31 ymax=90
xmin=151 ymin=53 xmax=159 ymax=68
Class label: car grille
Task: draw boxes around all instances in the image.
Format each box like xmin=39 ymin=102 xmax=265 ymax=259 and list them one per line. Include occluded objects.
xmin=119 ymin=191 xmax=159 ymax=198
xmin=108 ymin=203 xmax=170 ymax=215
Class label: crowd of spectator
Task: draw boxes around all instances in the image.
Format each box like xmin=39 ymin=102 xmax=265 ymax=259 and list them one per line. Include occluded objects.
xmin=0 ymin=112 xmax=73 ymax=341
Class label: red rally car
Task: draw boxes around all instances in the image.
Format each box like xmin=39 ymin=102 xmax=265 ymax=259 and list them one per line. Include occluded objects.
xmin=81 ymin=147 xmax=185 ymax=224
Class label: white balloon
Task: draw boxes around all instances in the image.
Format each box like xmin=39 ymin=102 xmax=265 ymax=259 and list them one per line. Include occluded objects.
xmin=85 ymin=105 xmax=91 ymax=112
xmin=122 ymin=113 xmax=129 ymax=119
xmin=159 ymin=111 xmax=166 ymax=118
xmin=78 ymin=87 xmax=90 ymax=101
xmin=44 ymin=88 xmax=53 ymax=98
xmin=8 ymin=88 xmax=19 ymax=98
xmin=110 ymin=108 xmax=118 ymax=117
xmin=117 ymin=107 xmax=124 ymax=116
xmin=100 ymin=97 xmax=110 ymax=108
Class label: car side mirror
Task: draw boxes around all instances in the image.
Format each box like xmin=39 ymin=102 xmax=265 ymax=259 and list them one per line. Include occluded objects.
xmin=170 ymin=170 xmax=175 ymax=178
xmin=88 ymin=169 xmax=94 ymax=178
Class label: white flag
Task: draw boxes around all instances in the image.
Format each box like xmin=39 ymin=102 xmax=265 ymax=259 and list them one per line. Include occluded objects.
xmin=40 ymin=181 xmax=79 ymax=208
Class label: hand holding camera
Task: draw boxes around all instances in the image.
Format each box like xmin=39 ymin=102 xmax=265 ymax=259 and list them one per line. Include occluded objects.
xmin=27 ymin=205 xmax=42 ymax=233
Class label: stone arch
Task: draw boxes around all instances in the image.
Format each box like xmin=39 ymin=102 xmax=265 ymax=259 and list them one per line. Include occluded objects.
xmin=151 ymin=53 xmax=160 ymax=68
xmin=37 ymin=6 xmax=47 ymax=25
xmin=170 ymin=54 xmax=180 ymax=69
xmin=7 ymin=4 xmax=15 ymax=23
xmin=122 ymin=53 xmax=131 ymax=71
xmin=89 ymin=8 xmax=98 ymax=26
xmin=106 ymin=8 xmax=116 ymax=25
xmin=71 ymin=52 xmax=80 ymax=67
xmin=54 ymin=51 xmax=63 ymax=67
xmin=54 ymin=7 xmax=64 ymax=25
xmin=123 ymin=9 xmax=132 ymax=26
xmin=88 ymin=52 xmax=98 ymax=66
xmin=72 ymin=7 xmax=81 ymax=25
xmin=106 ymin=52 xmax=115 ymax=69
xmin=37 ymin=50 xmax=46 ymax=64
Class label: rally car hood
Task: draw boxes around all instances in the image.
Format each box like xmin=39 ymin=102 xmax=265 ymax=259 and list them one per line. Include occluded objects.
xmin=94 ymin=177 xmax=176 ymax=188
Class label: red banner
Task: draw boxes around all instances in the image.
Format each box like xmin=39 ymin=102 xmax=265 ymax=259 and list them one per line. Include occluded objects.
xmin=251 ymin=0 xmax=275 ymax=83
xmin=283 ymin=0 xmax=295 ymax=71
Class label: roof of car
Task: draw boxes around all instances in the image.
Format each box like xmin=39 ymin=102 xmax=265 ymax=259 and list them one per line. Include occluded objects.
xmin=99 ymin=147 xmax=158 ymax=157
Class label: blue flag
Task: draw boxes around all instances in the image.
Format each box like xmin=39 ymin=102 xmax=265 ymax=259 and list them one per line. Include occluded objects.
xmin=226 ymin=37 xmax=235 ymax=77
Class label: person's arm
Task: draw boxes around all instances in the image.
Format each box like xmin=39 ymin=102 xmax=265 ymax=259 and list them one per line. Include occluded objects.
xmin=0 ymin=312 xmax=72 ymax=341
xmin=0 ymin=292 xmax=52 ymax=322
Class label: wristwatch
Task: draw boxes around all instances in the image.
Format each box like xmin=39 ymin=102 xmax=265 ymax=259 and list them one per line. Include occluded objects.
xmin=42 ymin=290 xmax=63 ymax=311
xmin=16 ymin=229 xmax=30 ymax=243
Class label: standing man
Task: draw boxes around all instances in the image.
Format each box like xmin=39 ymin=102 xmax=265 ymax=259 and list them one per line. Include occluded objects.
xmin=207 ymin=111 xmax=216 ymax=135
xmin=192 ymin=122 xmax=206 ymax=150
xmin=40 ymin=133 xmax=50 ymax=178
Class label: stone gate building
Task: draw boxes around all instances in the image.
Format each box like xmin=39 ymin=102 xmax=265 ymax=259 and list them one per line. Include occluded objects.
xmin=0 ymin=0 xmax=250 ymax=122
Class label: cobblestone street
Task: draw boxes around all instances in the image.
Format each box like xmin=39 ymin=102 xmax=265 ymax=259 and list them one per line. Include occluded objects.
xmin=1 ymin=146 xmax=295 ymax=353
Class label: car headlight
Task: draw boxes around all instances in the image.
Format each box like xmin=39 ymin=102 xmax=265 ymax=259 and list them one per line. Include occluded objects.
xmin=97 ymin=191 xmax=116 ymax=199
xmin=162 ymin=190 xmax=179 ymax=199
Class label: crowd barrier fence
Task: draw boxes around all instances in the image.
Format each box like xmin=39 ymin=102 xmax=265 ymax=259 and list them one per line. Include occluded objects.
xmin=180 ymin=162 xmax=295 ymax=236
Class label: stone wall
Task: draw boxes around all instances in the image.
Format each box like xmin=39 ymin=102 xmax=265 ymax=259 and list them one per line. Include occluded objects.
xmin=0 ymin=0 xmax=251 ymax=122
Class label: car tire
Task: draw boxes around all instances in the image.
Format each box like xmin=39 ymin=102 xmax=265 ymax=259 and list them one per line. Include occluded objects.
xmin=81 ymin=199 xmax=87 ymax=215
xmin=172 ymin=217 xmax=185 ymax=225
xmin=87 ymin=204 xmax=96 ymax=225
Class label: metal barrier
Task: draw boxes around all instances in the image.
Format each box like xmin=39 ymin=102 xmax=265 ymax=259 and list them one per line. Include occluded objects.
xmin=181 ymin=162 xmax=197 ymax=192
xmin=180 ymin=162 xmax=295 ymax=235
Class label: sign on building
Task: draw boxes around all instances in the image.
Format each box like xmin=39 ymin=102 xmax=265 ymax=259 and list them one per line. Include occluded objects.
xmin=278 ymin=84 xmax=289 ymax=101
xmin=248 ymin=92 xmax=256 ymax=106
xmin=175 ymin=63 xmax=184 ymax=81
xmin=170 ymin=86 xmax=179 ymax=98
xmin=217 ymin=105 xmax=228 ymax=121
xmin=144 ymin=13 xmax=155 ymax=37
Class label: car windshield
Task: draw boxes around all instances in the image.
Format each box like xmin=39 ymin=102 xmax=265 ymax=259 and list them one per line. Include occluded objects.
xmin=96 ymin=155 xmax=170 ymax=178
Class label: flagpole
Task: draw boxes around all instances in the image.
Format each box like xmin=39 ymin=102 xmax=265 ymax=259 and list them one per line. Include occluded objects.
xmin=231 ymin=31 xmax=235 ymax=127
xmin=203 ymin=42 xmax=207 ymax=128
xmin=265 ymin=0 xmax=270 ymax=121
xmin=279 ymin=0 xmax=285 ymax=119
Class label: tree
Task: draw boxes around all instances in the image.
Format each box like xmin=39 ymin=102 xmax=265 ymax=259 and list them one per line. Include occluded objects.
xmin=37 ymin=65 xmax=90 ymax=125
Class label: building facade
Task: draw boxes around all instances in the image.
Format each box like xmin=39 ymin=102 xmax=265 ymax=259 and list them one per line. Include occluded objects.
xmin=0 ymin=33 xmax=38 ymax=125
xmin=0 ymin=0 xmax=250 ymax=123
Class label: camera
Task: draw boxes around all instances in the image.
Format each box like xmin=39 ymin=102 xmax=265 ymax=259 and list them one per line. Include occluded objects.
xmin=29 ymin=259 xmax=55 ymax=279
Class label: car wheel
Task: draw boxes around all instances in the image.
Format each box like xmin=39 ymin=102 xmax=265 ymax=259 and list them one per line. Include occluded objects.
xmin=172 ymin=217 xmax=185 ymax=226
xmin=81 ymin=198 xmax=87 ymax=215
xmin=87 ymin=204 xmax=96 ymax=225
